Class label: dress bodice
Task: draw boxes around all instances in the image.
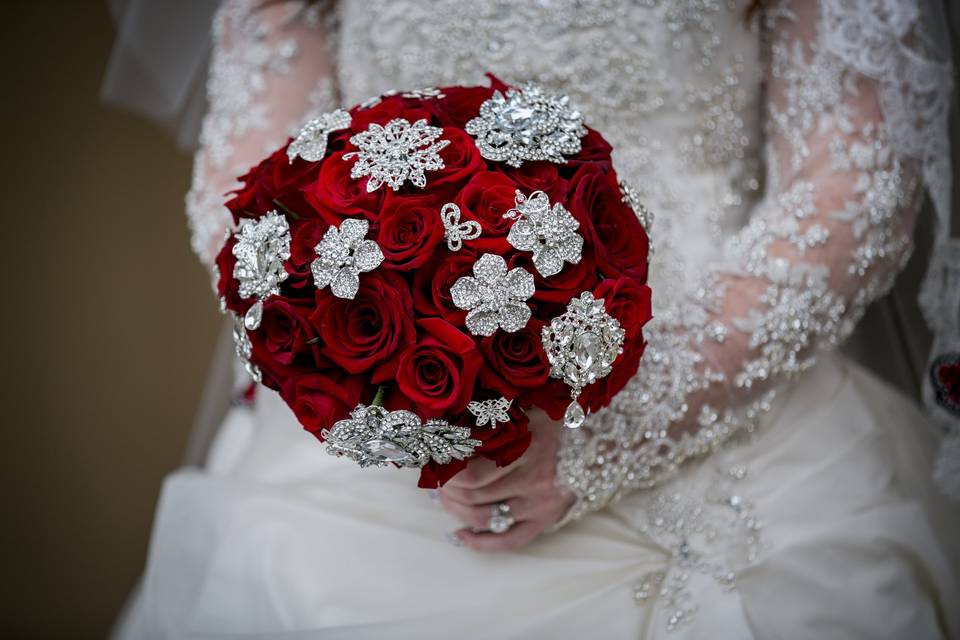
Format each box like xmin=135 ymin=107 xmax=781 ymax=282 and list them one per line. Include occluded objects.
xmin=337 ymin=0 xmax=765 ymax=293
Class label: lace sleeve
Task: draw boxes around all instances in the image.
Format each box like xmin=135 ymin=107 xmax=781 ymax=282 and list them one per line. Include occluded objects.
xmin=186 ymin=0 xmax=340 ymax=272
xmin=555 ymin=0 xmax=954 ymax=525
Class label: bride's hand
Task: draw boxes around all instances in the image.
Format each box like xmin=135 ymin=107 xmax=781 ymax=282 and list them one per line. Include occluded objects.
xmin=438 ymin=410 xmax=575 ymax=551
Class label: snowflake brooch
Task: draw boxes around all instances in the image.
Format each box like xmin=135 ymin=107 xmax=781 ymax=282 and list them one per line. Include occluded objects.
xmin=466 ymin=83 xmax=586 ymax=167
xmin=467 ymin=397 xmax=513 ymax=428
xmin=440 ymin=203 xmax=482 ymax=251
xmin=287 ymin=108 xmax=351 ymax=163
xmin=450 ymin=253 xmax=535 ymax=337
xmin=322 ymin=405 xmax=481 ymax=469
xmin=542 ymin=292 xmax=625 ymax=429
xmin=619 ymin=180 xmax=654 ymax=236
xmin=311 ymin=218 xmax=384 ymax=299
xmin=504 ymin=190 xmax=583 ymax=277
xmin=343 ymin=118 xmax=449 ymax=192
xmin=232 ymin=211 xmax=291 ymax=330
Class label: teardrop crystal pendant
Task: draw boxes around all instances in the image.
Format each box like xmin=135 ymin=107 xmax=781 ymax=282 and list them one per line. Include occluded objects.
xmin=563 ymin=400 xmax=586 ymax=429
xmin=244 ymin=300 xmax=264 ymax=330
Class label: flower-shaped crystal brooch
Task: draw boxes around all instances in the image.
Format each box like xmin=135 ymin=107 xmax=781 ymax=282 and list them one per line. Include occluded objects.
xmin=504 ymin=190 xmax=583 ymax=277
xmin=344 ymin=118 xmax=449 ymax=192
xmin=286 ymin=108 xmax=352 ymax=163
xmin=440 ymin=203 xmax=482 ymax=251
xmin=467 ymin=397 xmax=513 ymax=428
xmin=450 ymin=253 xmax=535 ymax=336
xmin=311 ymin=218 xmax=384 ymax=299
xmin=232 ymin=211 xmax=291 ymax=330
xmin=542 ymin=292 xmax=625 ymax=428
xmin=466 ymin=83 xmax=586 ymax=167
xmin=322 ymin=405 xmax=481 ymax=469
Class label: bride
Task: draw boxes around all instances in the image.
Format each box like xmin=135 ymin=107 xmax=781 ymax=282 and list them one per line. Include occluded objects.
xmin=114 ymin=0 xmax=960 ymax=637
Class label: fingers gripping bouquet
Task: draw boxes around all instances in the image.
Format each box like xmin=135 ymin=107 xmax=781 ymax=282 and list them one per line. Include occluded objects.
xmin=216 ymin=77 xmax=653 ymax=488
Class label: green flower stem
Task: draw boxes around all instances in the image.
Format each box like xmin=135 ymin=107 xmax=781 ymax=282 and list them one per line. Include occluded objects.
xmin=371 ymin=385 xmax=388 ymax=408
xmin=272 ymin=199 xmax=301 ymax=221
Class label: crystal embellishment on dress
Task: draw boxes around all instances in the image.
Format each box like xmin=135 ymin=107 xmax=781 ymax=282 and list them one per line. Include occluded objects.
xmin=311 ymin=218 xmax=384 ymax=299
xmin=450 ymin=253 xmax=536 ymax=336
xmin=467 ymin=397 xmax=513 ymax=428
xmin=286 ymin=108 xmax=351 ymax=163
xmin=231 ymin=211 xmax=291 ymax=330
xmin=619 ymin=180 xmax=654 ymax=236
xmin=466 ymin=83 xmax=586 ymax=167
xmin=503 ymin=190 xmax=583 ymax=277
xmin=321 ymin=404 xmax=481 ymax=468
xmin=230 ymin=314 xmax=261 ymax=383
xmin=343 ymin=118 xmax=450 ymax=192
xmin=542 ymin=292 xmax=625 ymax=428
xmin=440 ymin=202 xmax=482 ymax=251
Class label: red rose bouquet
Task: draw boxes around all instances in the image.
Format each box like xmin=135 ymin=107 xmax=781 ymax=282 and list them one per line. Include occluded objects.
xmin=216 ymin=77 xmax=653 ymax=487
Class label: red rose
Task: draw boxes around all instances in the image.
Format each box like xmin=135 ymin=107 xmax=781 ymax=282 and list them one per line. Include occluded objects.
xmin=375 ymin=195 xmax=445 ymax=270
xmin=280 ymin=371 xmax=366 ymax=435
xmin=424 ymin=85 xmax=493 ymax=127
xmin=428 ymin=128 xmax=487 ymax=194
xmin=502 ymin=162 xmax=567 ymax=202
xmin=568 ymin=164 xmax=649 ymax=281
xmin=396 ymin=318 xmax=482 ymax=415
xmin=304 ymin=150 xmax=384 ymax=224
xmin=311 ymin=271 xmax=415 ymax=381
xmin=564 ymin=127 xmax=614 ymax=171
xmin=411 ymin=248 xmax=479 ymax=325
xmin=214 ymin=235 xmax=246 ymax=311
xmin=226 ymin=146 xmax=319 ymax=223
xmin=259 ymin=297 xmax=325 ymax=368
xmin=593 ymin=277 xmax=652 ymax=344
xmin=478 ymin=319 xmax=551 ymax=399
xmin=509 ymin=250 xmax=599 ymax=305
xmin=455 ymin=171 xmax=520 ymax=252
xmin=282 ymin=218 xmax=328 ymax=288
xmin=473 ymin=406 xmax=532 ymax=467
xmin=349 ymin=96 xmax=434 ymax=135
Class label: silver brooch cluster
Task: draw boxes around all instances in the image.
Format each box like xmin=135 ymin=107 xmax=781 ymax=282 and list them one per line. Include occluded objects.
xmin=466 ymin=83 xmax=587 ymax=167
xmin=228 ymin=86 xmax=640 ymax=460
xmin=322 ymin=405 xmax=481 ymax=469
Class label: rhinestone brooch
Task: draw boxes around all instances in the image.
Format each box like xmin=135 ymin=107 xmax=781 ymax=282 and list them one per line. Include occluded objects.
xmin=322 ymin=404 xmax=481 ymax=469
xmin=440 ymin=203 xmax=482 ymax=251
xmin=541 ymin=292 xmax=625 ymax=428
xmin=503 ymin=190 xmax=583 ymax=277
xmin=465 ymin=83 xmax=586 ymax=167
xmin=467 ymin=397 xmax=513 ymax=428
xmin=344 ymin=118 xmax=449 ymax=192
xmin=311 ymin=218 xmax=384 ymax=299
xmin=230 ymin=314 xmax=261 ymax=383
xmin=286 ymin=109 xmax=351 ymax=163
xmin=232 ymin=211 xmax=291 ymax=330
xmin=450 ymin=253 xmax=535 ymax=336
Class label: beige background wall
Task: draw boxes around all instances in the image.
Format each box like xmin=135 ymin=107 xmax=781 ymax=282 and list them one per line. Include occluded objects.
xmin=1 ymin=3 xmax=220 ymax=637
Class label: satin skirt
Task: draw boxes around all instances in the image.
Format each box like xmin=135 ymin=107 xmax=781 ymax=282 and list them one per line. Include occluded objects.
xmin=117 ymin=352 xmax=960 ymax=639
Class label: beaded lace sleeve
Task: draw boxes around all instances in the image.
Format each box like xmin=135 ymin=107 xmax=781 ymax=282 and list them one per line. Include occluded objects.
xmin=555 ymin=0 xmax=953 ymax=525
xmin=186 ymin=0 xmax=339 ymax=271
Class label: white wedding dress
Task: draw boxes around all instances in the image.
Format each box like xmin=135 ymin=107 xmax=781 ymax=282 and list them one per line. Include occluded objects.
xmin=117 ymin=0 xmax=960 ymax=637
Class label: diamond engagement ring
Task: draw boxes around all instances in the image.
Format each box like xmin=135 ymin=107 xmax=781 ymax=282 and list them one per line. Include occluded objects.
xmin=487 ymin=502 xmax=515 ymax=534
